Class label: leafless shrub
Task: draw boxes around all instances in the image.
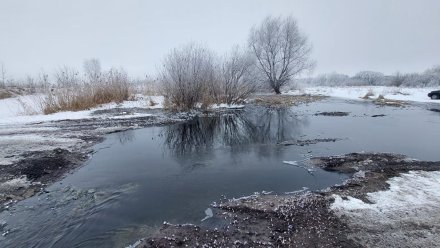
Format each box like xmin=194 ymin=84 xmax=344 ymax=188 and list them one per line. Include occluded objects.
xmin=131 ymin=76 xmax=160 ymax=96
xmin=160 ymin=43 xmax=216 ymax=110
xmin=54 ymin=66 xmax=81 ymax=87
xmin=249 ymin=16 xmax=314 ymax=94
xmin=216 ymin=46 xmax=257 ymax=104
xmin=390 ymin=72 xmax=405 ymax=87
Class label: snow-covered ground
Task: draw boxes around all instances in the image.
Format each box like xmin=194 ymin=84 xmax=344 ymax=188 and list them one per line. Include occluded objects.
xmin=0 ymin=95 xmax=164 ymax=125
xmin=331 ymin=170 xmax=440 ymax=247
xmin=288 ymin=86 xmax=440 ymax=103
xmin=0 ymin=94 xmax=246 ymax=125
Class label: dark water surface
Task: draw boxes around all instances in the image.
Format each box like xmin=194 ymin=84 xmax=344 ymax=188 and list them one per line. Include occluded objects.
xmin=1 ymin=98 xmax=439 ymax=247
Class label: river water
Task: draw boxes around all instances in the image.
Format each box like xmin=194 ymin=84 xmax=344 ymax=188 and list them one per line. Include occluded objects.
xmin=1 ymin=98 xmax=439 ymax=247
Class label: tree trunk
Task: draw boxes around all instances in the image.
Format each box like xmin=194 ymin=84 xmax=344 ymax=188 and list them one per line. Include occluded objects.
xmin=274 ymin=87 xmax=281 ymax=94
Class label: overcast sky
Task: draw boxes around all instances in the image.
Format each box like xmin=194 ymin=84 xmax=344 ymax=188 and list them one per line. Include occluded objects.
xmin=1 ymin=0 xmax=440 ymax=79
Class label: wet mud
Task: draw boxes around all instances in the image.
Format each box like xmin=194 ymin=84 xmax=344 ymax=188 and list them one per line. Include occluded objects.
xmin=138 ymin=153 xmax=440 ymax=248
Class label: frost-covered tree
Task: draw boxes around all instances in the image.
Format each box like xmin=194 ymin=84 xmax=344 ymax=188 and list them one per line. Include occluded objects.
xmin=353 ymin=71 xmax=384 ymax=86
xmin=217 ymin=46 xmax=257 ymax=104
xmin=249 ymin=16 xmax=314 ymax=94
xmin=160 ymin=43 xmax=216 ymax=110
xmin=313 ymin=73 xmax=350 ymax=86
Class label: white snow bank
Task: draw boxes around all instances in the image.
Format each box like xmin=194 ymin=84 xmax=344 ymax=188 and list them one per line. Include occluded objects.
xmin=331 ymin=171 xmax=440 ymax=213
xmin=330 ymin=170 xmax=440 ymax=247
xmin=210 ymin=103 xmax=245 ymax=109
xmin=0 ymin=94 xmax=44 ymax=118
xmin=288 ymin=86 xmax=440 ymax=103
xmin=0 ymin=94 xmax=164 ymax=125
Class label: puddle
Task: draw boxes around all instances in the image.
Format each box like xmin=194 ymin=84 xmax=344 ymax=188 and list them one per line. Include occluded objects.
xmin=1 ymin=98 xmax=439 ymax=247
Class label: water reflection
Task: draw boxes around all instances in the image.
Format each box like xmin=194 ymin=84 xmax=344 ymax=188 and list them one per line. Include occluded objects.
xmin=163 ymin=107 xmax=309 ymax=159
xmin=116 ymin=130 xmax=135 ymax=144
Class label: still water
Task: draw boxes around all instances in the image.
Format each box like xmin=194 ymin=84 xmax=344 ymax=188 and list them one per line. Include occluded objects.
xmin=1 ymin=98 xmax=439 ymax=247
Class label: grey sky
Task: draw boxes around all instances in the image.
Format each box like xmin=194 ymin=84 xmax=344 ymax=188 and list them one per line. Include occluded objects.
xmin=1 ymin=0 xmax=439 ymax=79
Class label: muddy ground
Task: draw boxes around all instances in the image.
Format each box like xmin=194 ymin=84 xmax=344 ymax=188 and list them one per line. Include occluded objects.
xmin=137 ymin=153 xmax=440 ymax=248
xmin=251 ymin=94 xmax=327 ymax=107
xmin=278 ymin=138 xmax=341 ymax=146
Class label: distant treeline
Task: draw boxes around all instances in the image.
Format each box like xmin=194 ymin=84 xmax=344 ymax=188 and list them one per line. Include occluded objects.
xmin=301 ymin=66 xmax=440 ymax=87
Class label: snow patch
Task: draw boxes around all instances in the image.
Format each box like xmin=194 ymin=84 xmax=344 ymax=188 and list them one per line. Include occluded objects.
xmin=285 ymin=187 xmax=309 ymax=195
xmin=201 ymin=207 xmax=214 ymax=221
xmin=287 ymin=86 xmax=440 ymax=103
xmin=0 ymin=176 xmax=31 ymax=191
xmin=0 ymin=94 xmax=164 ymax=125
xmin=283 ymin=160 xmax=298 ymax=166
xmin=210 ymin=103 xmax=245 ymax=109
xmin=330 ymin=170 xmax=440 ymax=246
xmin=331 ymin=171 xmax=440 ymax=213
xmin=283 ymin=160 xmax=316 ymax=173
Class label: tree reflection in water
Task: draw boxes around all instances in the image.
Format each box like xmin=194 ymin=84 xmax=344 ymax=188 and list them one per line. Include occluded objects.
xmin=162 ymin=106 xmax=309 ymax=164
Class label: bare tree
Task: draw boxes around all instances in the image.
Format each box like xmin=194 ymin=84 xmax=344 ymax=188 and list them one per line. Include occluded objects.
xmin=83 ymin=58 xmax=102 ymax=83
xmin=217 ymin=46 xmax=257 ymax=104
xmin=0 ymin=63 xmax=6 ymax=88
xmin=160 ymin=43 xmax=216 ymax=110
xmin=249 ymin=16 xmax=314 ymax=94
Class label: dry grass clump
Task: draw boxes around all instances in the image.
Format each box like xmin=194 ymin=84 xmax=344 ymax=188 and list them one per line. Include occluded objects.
xmin=373 ymin=94 xmax=406 ymax=107
xmin=41 ymin=67 xmax=130 ymax=114
xmin=148 ymin=97 xmax=157 ymax=107
xmin=0 ymin=89 xmax=12 ymax=100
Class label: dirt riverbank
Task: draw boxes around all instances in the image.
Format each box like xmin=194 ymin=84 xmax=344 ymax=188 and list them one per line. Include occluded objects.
xmin=137 ymin=153 xmax=440 ymax=247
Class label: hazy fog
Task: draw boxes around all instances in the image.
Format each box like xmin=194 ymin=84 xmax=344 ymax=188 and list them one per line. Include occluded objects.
xmin=1 ymin=0 xmax=439 ymax=78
